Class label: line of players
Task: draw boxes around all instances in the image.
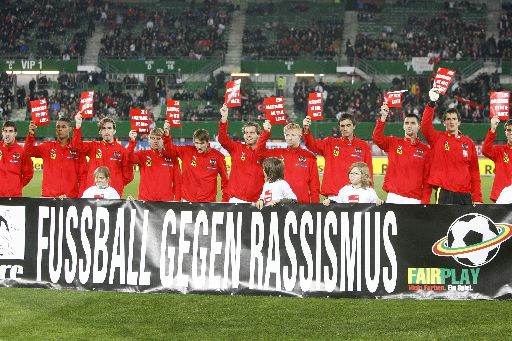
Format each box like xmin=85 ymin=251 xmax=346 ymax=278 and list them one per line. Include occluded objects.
xmin=1 ymin=86 xmax=512 ymax=204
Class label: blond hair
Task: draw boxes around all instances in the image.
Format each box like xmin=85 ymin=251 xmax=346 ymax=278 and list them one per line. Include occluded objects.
xmin=349 ymin=162 xmax=372 ymax=188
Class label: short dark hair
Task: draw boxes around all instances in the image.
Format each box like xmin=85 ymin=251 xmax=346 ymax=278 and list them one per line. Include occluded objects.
xmin=505 ymin=120 xmax=512 ymax=129
xmin=263 ymin=157 xmax=284 ymax=183
xmin=404 ymin=113 xmax=419 ymax=122
xmin=2 ymin=121 xmax=17 ymax=132
xmin=242 ymin=121 xmax=261 ymax=134
xmin=442 ymin=108 xmax=461 ymax=121
xmin=338 ymin=113 xmax=356 ymax=126
xmin=193 ymin=129 xmax=210 ymax=142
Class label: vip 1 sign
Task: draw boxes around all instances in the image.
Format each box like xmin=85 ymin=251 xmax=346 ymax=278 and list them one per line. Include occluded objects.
xmin=490 ymin=92 xmax=510 ymax=121
xmin=307 ymin=92 xmax=323 ymax=121
xmin=263 ymin=96 xmax=287 ymax=124
xmin=79 ymin=91 xmax=94 ymax=118
xmin=130 ymin=108 xmax=152 ymax=133
xmin=30 ymin=99 xmax=50 ymax=126
xmin=224 ymin=79 xmax=241 ymax=108
xmin=433 ymin=68 xmax=455 ymax=95
xmin=166 ymin=99 xmax=181 ymax=127
xmin=385 ymin=90 xmax=407 ymax=108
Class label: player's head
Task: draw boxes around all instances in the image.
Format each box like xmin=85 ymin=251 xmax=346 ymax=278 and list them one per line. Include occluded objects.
xmin=149 ymin=127 xmax=164 ymax=150
xmin=242 ymin=121 xmax=261 ymax=146
xmin=55 ymin=117 xmax=72 ymax=141
xmin=98 ymin=118 xmax=116 ymax=142
xmin=348 ymin=162 xmax=371 ymax=188
xmin=193 ymin=129 xmax=210 ymax=153
xmin=2 ymin=121 xmax=17 ymax=145
xmin=403 ymin=113 xmax=419 ymax=138
xmin=94 ymin=166 xmax=110 ymax=189
xmin=338 ymin=113 xmax=356 ymax=138
xmin=442 ymin=108 xmax=461 ymax=134
xmin=505 ymin=119 xmax=512 ymax=145
xmin=263 ymin=157 xmax=284 ymax=183
xmin=283 ymin=122 xmax=302 ymax=148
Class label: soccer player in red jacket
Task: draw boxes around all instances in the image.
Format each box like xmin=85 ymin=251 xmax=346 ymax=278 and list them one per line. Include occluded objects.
xmin=127 ymin=127 xmax=181 ymax=201
xmin=372 ymin=103 xmax=431 ymax=204
xmin=482 ymin=116 xmax=512 ymax=202
xmin=420 ymin=87 xmax=482 ymax=204
xmin=303 ymin=113 xmax=372 ymax=199
xmin=72 ymin=113 xmax=134 ymax=197
xmin=163 ymin=121 xmax=228 ymax=202
xmin=218 ymin=104 xmax=264 ymax=203
xmin=255 ymin=121 xmax=320 ymax=204
xmin=0 ymin=121 xmax=33 ymax=197
xmin=25 ymin=117 xmax=82 ymax=198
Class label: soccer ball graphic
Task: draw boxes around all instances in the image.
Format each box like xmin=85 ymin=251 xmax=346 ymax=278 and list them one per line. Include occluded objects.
xmin=446 ymin=213 xmax=500 ymax=267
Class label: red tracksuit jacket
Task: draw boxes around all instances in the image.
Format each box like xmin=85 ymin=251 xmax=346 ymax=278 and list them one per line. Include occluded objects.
xmin=127 ymin=141 xmax=181 ymax=201
xmin=420 ymin=104 xmax=482 ymax=202
xmin=25 ymin=135 xmax=81 ymax=198
xmin=218 ymin=121 xmax=264 ymax=202
xmin=72 ymin=128 xmax=134 ymax=197
xmin=163 ymin=136 xmax=228 ymax=202
xmin=372 ymin=120 xmax=432 ymax=203
xmin=255 ymin=130 xmax=320 ymax=203
xmin=0 ymin=142 xmax=33 ymax=197
xmin=303 ymin=129 xmax=372 ymax=196
xmin=482 ymin=129 xmax=512 ymax=201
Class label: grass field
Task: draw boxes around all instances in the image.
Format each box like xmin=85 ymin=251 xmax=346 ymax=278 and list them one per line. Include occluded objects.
xmin=0 ymin=288 xmax=511 ymax=339
xmin=4 ymin=171 xmax=504 ymax=339
xmin=22 ymin=170 xmax=496 ymax=203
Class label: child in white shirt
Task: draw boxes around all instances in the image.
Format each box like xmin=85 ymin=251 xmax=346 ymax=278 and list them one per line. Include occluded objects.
xmin=324 ymin=162 xmax=383 ymax=205
xmin=496 ymin=184 xmax=512 ymax=204
xmin=256 ymin=157 xmax=297 ymax=209
xmin=82 ymin=166 xmax=121 ymax=199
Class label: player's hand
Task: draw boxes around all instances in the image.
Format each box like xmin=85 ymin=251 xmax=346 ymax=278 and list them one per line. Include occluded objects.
xmin=75 ymin=112 xmax=83 ymax=128
xmin=28 ymin=122 xmax=37 ymax=136
xmin=473 ymin=201 xmax=483 ymax=205
xmin=303 ymin=116 xmax=312 ymax=129
xmin=255 ymin=199 xmax=264 ymax=210
xmin=380 ymin=104 xmax=390 ymax=122
xmin=163 ymin=120 xmax=170 ymax=136
xmin=322 ymin=198 xmax=331 ymax=206
xmin=220 ymin=104 xmax=228 ymax=122
xmin=490 ymin=116 xmax=500 ymax=133
xmin=263 ymin=120 xmax=272 ymax=132
xmin=129 ymin=130 xmax=137 ymax=141
xmin=58 ymin=195 xmax=66 ymax=199
xmin=428 ymin=88 xmax=440 ymax=102
xmin=376 ymin=198 xmax=384 ymax=206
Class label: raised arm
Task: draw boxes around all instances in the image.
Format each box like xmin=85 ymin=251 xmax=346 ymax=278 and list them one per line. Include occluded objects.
xmin=372 ymin=104 xmax=393 ymax=152
xmin=420 ymin=88 xmax=442 ymax=146
xmin=24 ymin=122 xmax=43 ymax=157
xmin=71 ymin=113 xmax=92 ymax=154
xmin=162 ymin=121 xmax=182 ymax=158
xmin=127 ymin=130 xmax=141 ymax=164
xmin=482 ymin=116 xmax=500 ymax=161
xmin=218 ymin=105 xmax=237 ymax=152
xmin=302 ymin=116 xmax=328 ymax=155
xmin=254 ymin=120 xmax=273 ymax=159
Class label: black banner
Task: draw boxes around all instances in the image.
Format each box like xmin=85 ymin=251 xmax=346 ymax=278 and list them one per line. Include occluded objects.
xmin=1 ymin=198 xmax=511 ymax=299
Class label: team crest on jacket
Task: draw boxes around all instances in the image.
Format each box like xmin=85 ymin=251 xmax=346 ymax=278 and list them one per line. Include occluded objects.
xmin=145 ymin=156 xmax=152 ymax=167
xmin=396 ymin=145 xmax=403 ymax=155
xmin=208 ymin=159 xmax=217 ymax=169
xmin=297 ymin=156 xmax=308 ymax=168
xmin=50 ymin=148 xmax=57 ymax=160
xmin=241 ymin=151 xmax=246 ymax=161
xmin=504 ymin=153 xmax=510 ymax=164
xmin=414 ymin=148 xmax=425 ymax=158
xmin=333 ymin=146 xmax=340 ymax=157
xmin=444 ymin=141 xmax=450 ymax=151
xmin=354 ymin=147 xmax=362 ymax=154
xmin=191 ymin=156 xmax=197 ymax=167
xmin=96 ymin=149 xmax=102 ymax=159
xmin=111 ymin=151 xmax=122 ymax=161
xmin=11 ymin=152 xmax=20 ymax=163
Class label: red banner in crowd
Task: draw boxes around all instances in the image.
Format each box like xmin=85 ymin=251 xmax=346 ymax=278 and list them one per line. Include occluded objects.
xmin=433 ymin=68 xmax=456 ymax=95
xmin=263 ymin=96 xmax=287 ymax=125
xmin=490 ymin=92 xmax=510 ymax=121
xmin=384 ymin=90 xmax=407 ymax=109
xmin=307 ymin=92 xmax=323 ymax=121
xmin=224 ymin=79 xmax=242 ymax=108
xmin=79 ymin=91 xmax=94 ymax=118
xmin=129 ymin=108 xmax=152 ymax=133
xmin=30 ymin=99 xmax=50 ymax=126
xmin=166 ymin=99 xmax=181 ymax=127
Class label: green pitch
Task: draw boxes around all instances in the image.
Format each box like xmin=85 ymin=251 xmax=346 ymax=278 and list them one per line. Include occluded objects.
xmin=0 ymin=288 xmax=511 ymax=339
xmin=22 ymin=170 xmax=496 ymax=203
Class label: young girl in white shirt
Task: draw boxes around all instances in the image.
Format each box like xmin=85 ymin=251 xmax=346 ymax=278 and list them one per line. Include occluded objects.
xmin=323 ymin=162 xmax=383 ymax=205
xmin=82 ymin=166 xmax=121 ymax=199
xmin=256 ymin=157 xmax=297 ymax=209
